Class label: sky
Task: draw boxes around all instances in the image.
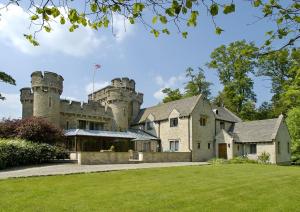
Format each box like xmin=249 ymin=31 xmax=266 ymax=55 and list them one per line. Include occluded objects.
xmin=0 ymin=1 xmax=276 ymax=119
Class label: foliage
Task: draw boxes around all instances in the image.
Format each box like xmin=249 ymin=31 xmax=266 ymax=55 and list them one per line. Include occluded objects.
xmin=0 ymin=139 xmax=68 ymax=169
xmin=256 ymin=101 xmax=276 ymax=120
xmin=162 ymin=88 xmax=183 ymax=103
xmin=286 ymin=107 xmax=300 ymax=154
xmin=184 ymin=67 xmax=212 ymax=99
xmin=257 ymin=151 xmax=271 ymax=164
xmin=0 ymin=71 xmax=16 ymax=100
xmin=229 ymin=156 xmax=258 ymax=164
xmin=0 ymin=1 xmax=298 ymax=53
xmin=0 ymin=117 xmax=64 ymax=144
xmin=208 ymin=40 xmax=258 ymax=116
xmin=208 ymin=158 xmax=228 ymax=165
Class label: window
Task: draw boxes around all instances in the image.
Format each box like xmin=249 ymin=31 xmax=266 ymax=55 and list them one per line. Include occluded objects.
xmin=143 ymin=142 xmax=151 ymax=152
xmin=48 ymin=97 xmax=52 ymax=107
xmin=278 ymin=142 xmax=280 ymax=154
xmin=89 ymin=122 xmax=103 ymax=130
xmin=237 ymin=145 xmax=239 ymax=151
xmin=146 ymin=121 xmax=154 ymax=130
xmin=200 ymin=116 xmax=207 ymax=126
xmin=170 ymin=118 xmax=178 ymax=127
xmin=208 ymin=143 xmax=211 ymax=149
xmin=250 ymin=144 xmax=257 ymax=154
xmin=220 ymin=121 xmax=225 ymax=129
xmin=66 ymin=121 xmax=69 ymax=130
xmin=288 ymin=142 xmax=290 ymax=153
xmin=228 ymin=143 xmax=230 ymax=148
xmin=197 ymin=143 xmax=201 ymax=149
xmin=170 ymin=140 xmax=179 ymax=151
xmin=78 ymin=120 xmax=87 ymax=129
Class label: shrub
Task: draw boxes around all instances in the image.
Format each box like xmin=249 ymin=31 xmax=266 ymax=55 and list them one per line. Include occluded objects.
xmin=0 ymin=117 xmax=64 ymax=144
xmin=229 ymin=156 xmax=258 ymax=164
xmin=0 ymin=139 xmax=69 ymax=170
xmin=257 ymin=151 xmax=271 ymax=164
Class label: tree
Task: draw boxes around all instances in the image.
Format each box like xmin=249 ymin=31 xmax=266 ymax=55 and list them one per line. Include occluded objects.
xmin=162 ymin=88 xmax=183 ymax=103
xmin=279 ymin=48 xmax=300 ymax=112
xmin=0 ymin=1 xmax=299 ymax=52
xmin=0 ymin=71 xmax=16 ymax=100
xmin=257 ymin=49 xmax=297 ymax=114
xmin=256 ymin=101 xmax=275 ymax=120
xmin=286 ymin=107 xmax=300 ymax=163
xmin=207 ymin=40 xmax=258 ymax=116
xmin=184 ymin=67 xmax=212 ymax=99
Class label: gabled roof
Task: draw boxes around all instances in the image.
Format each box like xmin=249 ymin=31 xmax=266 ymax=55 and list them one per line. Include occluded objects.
xmin=212 ymin=106 xmax=242 ymax=123
xmin=232 ymin=115 xmax=283 ymax=143
xmin=64 ymin=129 xmax=158 ymax=141
xmin=132 ymin=95 xmax=201 ymax=124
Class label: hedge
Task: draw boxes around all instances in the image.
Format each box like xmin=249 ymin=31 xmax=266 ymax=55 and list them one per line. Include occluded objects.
xmin=0 ymin=139 xmax=69 ymax=170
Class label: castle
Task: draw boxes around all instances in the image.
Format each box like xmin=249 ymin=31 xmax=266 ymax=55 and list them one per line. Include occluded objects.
xmin=20 ymin=71 xmax=143 ymax=132
xmin=20 ymin=71 xmax=291 ymax=164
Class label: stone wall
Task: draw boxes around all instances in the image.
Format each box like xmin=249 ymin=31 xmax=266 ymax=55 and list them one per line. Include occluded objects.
xmin=275 ymin=120 xmax=291 ymax=164
xmin=78 ymin=152 xmax=130 ymax=165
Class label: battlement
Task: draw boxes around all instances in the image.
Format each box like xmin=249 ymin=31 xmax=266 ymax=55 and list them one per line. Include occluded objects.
xmin=31 ymin=71 xmax=64 ymax=94
xmin=60 ymin=99 xmax=113 ymax=118
xmin=111 ymin=77 xmax=135 ymax=91
xmin=20 ymin=87 xmax=33 ymax=102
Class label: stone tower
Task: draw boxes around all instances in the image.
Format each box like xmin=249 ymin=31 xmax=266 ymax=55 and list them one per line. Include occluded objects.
xmin=20 ymin=87 xmax=33 ymax=119
xmin=30 ymin=71 xmax=63 ymax=126
xmin=89 ymin=77 xmax=143 ymax=131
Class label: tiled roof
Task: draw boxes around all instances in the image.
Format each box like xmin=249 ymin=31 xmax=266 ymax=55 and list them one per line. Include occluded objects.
xmin=232 ymin=115 xmax=283 ymax=143
xmin=212 ymin=106 xmax=242 ymax=123
xmin=132 ymin=95 xmax=201 ymax=124
xmin=64 ymin=129 xmax=158 ymax=141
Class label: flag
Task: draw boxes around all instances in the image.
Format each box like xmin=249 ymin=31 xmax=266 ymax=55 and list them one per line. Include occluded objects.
xmin=95 ymin=64 xmax=101 ymax=69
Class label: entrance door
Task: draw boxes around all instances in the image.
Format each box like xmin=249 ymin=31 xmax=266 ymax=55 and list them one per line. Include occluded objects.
xmin=218 ymin=143 xmax=227 ymax=159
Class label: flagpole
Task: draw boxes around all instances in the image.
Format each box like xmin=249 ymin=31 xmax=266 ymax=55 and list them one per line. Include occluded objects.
xmin=92 ymin=66 xmax=96 ymax=101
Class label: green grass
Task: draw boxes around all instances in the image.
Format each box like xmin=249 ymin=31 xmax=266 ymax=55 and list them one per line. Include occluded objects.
xmin=0 ymin=164 xmax=299 ymax=211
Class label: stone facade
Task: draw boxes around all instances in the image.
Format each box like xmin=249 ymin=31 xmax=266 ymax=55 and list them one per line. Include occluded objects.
xmin=20 ymin=71 xmax=291 ymax=164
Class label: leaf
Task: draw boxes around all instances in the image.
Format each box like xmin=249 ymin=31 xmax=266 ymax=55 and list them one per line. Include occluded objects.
xmin=150 ymin=29 xmax=160 ymax=38
xmin=253 ymin=0 xmax=262 ymax=7
xmin=0 ymin=71 xmax=16 ymax=85
xmin=60 ymin=16 xmax=66 ymax=25
xmin=210 ymin=4 xmax=219 ymax=16
xmin=186 ymin=0 xmax=192 ymax=9
xmin=30 ymin=15 xmax=39 ymax=21
xmin=90 ymin=3 xmax=98 ymax=13
xmin=223 ymin=4 xmax=235 ymax=14
xmin=152 ymin=16 xmax=158 ymax=24
xmin=215 ymin=27 xmax=224 ymax=35
xmin=162 ymin=28 xmax=170 ymax=34
xmin=159 ymin=15 xmax=167 ymax=24
xmin=182 ymin=31 xmax=188 ymax=38
xmin=44 ymin=26 xmax=51 ymax=32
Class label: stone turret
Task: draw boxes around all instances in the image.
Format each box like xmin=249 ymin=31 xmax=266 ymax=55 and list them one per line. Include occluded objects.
xmin=31 ymin=71 xmax=63 ymax=126
xmin=89 ymin=77 xmax=143 ymax=131
xmin=20 ymin=87 xmax=33 ymax=118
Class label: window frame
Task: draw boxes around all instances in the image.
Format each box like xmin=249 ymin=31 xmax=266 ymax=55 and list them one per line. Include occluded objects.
xmin=199 ymin=116 xmax=207 ymax=126
xmin=169 ymin=140 xmax=179 ymax=152
xmin=249 ymin=144 xmax=257 ymax=154
xmin=146 ymin=121 xmax=154 ymax=130
xmin=170 ymin=118 xmax=178 ymax=128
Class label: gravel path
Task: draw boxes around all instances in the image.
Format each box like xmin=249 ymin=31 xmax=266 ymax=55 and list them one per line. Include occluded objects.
xmin=0 ymin=162 xmax=208 ymax=179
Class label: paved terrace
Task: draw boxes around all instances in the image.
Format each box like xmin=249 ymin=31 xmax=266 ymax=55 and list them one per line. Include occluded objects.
xmin=0 ymin=162 xmax=209 ymax=179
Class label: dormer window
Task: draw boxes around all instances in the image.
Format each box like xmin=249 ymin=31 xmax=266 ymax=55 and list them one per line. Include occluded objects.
xmin=146 ymin=121 xmax=153 ymax=130
xmin=170 ymin=118 xmax=178 ymax=127
xmin=199 ymin=116 xmax=207 ymax=126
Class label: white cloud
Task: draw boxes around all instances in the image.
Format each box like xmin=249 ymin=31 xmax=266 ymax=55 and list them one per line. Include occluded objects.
xmin=0 ymin=4 xmax=133 ymax=57
xmin=0 ymin=93 xmax=21 ymax=119
xmin=85 ymin=81 xmax=110 ymax=94
xmin=153 ymin=74 xmax=186 ymax=101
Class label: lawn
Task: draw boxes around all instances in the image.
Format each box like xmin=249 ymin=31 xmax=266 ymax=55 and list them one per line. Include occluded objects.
xmin=0 ymin=164 xmax=299 ymax=211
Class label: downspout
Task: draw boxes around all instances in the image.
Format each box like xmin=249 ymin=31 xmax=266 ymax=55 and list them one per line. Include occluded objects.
xmin=188 ymin=115 xmax=192 ymax=152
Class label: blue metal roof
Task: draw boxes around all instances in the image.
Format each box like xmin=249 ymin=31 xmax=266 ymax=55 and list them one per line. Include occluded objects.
xmin=64 ymin=129 xmax=158 ymax=141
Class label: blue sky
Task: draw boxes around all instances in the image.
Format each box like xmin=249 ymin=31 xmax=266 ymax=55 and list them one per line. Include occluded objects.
xmin=0 ymin=1 xmax=276 ymax=119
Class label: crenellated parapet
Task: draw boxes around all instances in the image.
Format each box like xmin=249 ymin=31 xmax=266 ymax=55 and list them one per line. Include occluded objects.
xmin=60 ymin=99 xmax=113 ymax=118
xmin=31 ymin=71 xmax=63 ymax=94
xmin=20 ymin=87 xmax=33 ymax=103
